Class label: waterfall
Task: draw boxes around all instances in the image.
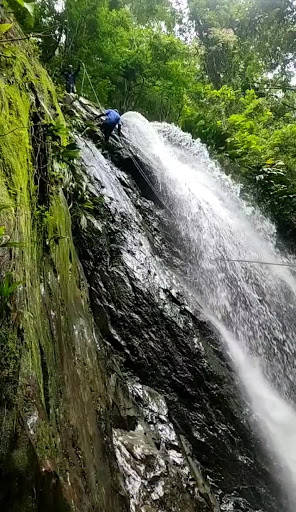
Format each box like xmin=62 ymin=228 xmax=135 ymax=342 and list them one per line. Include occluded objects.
xmin=120 ymin=112 xmax=296 ymax=508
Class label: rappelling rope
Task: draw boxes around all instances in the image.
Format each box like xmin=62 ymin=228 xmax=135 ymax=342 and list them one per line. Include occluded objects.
xmin=81 ymin=61 xmax=86 ymax=98
xmin=223 ymin=258 xmax=296 ymax=268
xmin=80 ymin=61 xmax=104 ymax=113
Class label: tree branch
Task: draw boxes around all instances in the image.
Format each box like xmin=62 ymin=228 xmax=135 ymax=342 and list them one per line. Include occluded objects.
xmin=0 ymin=33 xmax=51 ymax=44
xmin=0 ymin=126 xmax=28 ymax=137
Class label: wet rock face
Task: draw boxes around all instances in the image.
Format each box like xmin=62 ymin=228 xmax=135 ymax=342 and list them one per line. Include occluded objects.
xmin=72 ymin=138 xmax=220 ymax=511
xmin=70 ymin=112 xmax=281 ymax=512
xmin=113 ymin=382 xmax=218 ymax=512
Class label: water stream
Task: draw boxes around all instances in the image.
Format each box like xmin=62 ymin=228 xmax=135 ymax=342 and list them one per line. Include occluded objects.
xmin=121 ymin=112 xmax=296 ymax=508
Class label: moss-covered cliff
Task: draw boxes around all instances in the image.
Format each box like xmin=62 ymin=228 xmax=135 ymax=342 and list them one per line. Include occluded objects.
xmin=0 ymin=23 xmax=129 ymax=512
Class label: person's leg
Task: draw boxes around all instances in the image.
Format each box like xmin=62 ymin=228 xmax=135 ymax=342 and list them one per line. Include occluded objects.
xmin=104 ymin=124 xmax=112 ymax=142
xmin=101 ymin=123 xmax=107 ymax=141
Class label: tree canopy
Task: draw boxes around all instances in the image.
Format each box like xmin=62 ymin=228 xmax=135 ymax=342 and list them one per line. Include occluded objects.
xmin=13 ymin=0 xmax=296 ymax=240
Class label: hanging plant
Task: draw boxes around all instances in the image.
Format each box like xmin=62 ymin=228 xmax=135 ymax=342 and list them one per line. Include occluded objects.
xmin=0 ymin=24 xmax=13 ymax=35
xmin=5 ymin=0 xmax=35 ymax=27
xmin=13 ymin=0 xmax=35 ymax=15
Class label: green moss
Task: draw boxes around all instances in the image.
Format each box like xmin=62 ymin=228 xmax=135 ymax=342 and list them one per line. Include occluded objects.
xmin=0 ymin=33 xmax=118 ymax=512
xmin=0 ymin=322 xmax=20 ymax=385
xmin=0 ymin=40 xmax=69 ymax=474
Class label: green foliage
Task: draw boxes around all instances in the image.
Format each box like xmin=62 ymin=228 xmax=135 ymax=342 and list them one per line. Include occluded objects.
xmin=0 ymin=226 xmax=24 ymax=248
xmin=0 ymin=321 xmax=20 ymax=404
xmin=120 ymin=0 xmax=177 ymax=28
xmin=6 ymin=0 xmax=35 ymax=30
xmin=29 ymin=0 xmax=296 ymax=237
xmin=0 ymin=205 xmax=13 ymax=214
xmin=60 ymin=142 xmax=80 ymax=163
xmin=0 ymin=30 xmax=106 ymax=486
xmin=46 ymin=120 xmax=69 ymax=144
xmin=187 ymin=0 xmax=296 ymax=88
xmin=23 ymin=1 xmax=35 ymax=15
xmin=45 ymin=120 xmax=79 ymax=174
xmin=32 ymin=0 xmax=198 ymax=122
xmin=0 ymin=273 xmax=23 ymax=318
xmin=0 ymin=24 xmax=13 ymax=35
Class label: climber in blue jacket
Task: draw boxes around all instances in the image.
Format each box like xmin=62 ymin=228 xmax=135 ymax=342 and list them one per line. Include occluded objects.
xmin=96 ymin=109 xmax=122 ymax=142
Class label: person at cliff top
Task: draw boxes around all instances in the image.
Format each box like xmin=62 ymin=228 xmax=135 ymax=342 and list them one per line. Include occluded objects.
xmin=96 ymin=109 xmax=122 ymax=142
xmin=64 ymin=62 xmax=81 ymax=94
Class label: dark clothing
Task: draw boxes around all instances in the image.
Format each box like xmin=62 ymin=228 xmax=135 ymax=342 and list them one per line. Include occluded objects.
xmin=65 ymin=80 xmax=75 ymax=94
xmin=64 ymin=63 xmax=81 ymax=93
xmin=101 ymin=109 xmax=122 ymax=141
xmin=102 ymin=122 xmax=114 ymax=142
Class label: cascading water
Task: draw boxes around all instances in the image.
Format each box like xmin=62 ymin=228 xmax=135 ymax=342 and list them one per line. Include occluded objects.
xmin=120 ymin=112 xmax=296 ymax=509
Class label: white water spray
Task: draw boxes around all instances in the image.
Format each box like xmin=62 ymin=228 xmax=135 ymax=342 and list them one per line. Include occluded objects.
xmin=122 ymin=111 xmax=296 ymax=508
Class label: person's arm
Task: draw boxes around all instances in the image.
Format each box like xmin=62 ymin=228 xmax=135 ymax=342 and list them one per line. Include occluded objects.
xmin=73 ymin=62 xmax=81 ymax=78
xmin=95 ymin=111 xmax=106 ymax=120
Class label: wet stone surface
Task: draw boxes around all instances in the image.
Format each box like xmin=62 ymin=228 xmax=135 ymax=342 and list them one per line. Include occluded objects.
xmin=113 ymin=382 xmax=218 ymax=512
xmin=68 ymin=99 xmax=282 ymax=512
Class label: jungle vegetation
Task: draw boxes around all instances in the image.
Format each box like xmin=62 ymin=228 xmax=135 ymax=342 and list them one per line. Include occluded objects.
xmin=13 ymin=0 xmax=296 ymax=238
